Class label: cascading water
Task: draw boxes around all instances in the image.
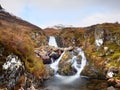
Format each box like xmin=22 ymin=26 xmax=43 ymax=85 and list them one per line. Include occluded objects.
xmin=72 ymin=48 xmax=86 ymax=76
xmin=54 ymin=48 xmax=87 ymax=83
xmin=45 ymin=36 xmax=88 ymax=90
xmin=48 ymin=36 xmax=58 ymax=47
xmin=50 ymin=50 xmax=66 ymax=74
xmin=48 ymin=36 xmax=86 ymax=78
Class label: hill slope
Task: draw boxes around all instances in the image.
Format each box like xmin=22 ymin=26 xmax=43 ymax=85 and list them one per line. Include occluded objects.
xmin=0 ymin=9 xmax=47 ymax=81
xmin=58 ymin=23 xmax=120 ymax=81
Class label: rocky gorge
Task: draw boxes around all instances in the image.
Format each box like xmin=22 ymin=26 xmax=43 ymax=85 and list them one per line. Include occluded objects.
xmin=0 ymin=5 xmax=120 ymax=90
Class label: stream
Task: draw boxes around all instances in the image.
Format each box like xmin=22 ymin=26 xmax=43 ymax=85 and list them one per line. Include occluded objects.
xmin=44 ymin=36 xmax=89 ymax=90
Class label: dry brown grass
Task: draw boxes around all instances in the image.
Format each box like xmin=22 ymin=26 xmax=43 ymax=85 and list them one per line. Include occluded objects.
xmin=0 ymin=11 xmax=47 ymax=78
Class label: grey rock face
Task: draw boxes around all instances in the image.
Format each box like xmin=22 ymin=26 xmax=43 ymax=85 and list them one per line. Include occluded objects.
xmin=1 ymin=54 xmax=25 ymax=90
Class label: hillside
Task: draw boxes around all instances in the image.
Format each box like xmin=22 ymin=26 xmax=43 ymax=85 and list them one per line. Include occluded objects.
xmin=0 ymin=5 xmax=120 ymax=90
xmin=57 ymin=23 xmax=120 ymax=88
xmin=0 ymin=8 xmax=47 ymax=89
xmin=44 ymin=28 xmax=61 ymax=36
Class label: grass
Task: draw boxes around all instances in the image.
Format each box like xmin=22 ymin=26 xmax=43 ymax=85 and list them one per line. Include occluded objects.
xmin=0 ymin=20 xmax=46 ymax=78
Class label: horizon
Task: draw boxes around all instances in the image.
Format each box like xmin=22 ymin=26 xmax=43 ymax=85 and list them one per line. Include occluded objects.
xmin=0 ymin=0 xmax=120 ymax=29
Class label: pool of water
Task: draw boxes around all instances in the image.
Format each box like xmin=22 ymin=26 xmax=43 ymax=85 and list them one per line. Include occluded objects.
xmin=44 ymin=75 xmax=89 ymax=90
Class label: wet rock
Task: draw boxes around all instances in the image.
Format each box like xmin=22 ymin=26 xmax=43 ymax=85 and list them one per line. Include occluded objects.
xmin=49 ymin=51 xmax=60 ymax=61
xmin=58 ymin=62 xmax=77 ymax=76
xmin=41 ymin=55 xmax=51 ymax=64
xmin=81 ymin=60 xmax=106 ymax=79
xmin=34 ymin=46 xmax=63 ymax=64
xmin=45 ymin=65 xmax=54 ymax=79
xmin=58 ymin=49 xmax=82 ymax=76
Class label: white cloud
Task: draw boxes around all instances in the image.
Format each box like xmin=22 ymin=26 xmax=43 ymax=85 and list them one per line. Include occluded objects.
xmin=0 ymin=0 xmax=120 ymax=28
xmin=81 ymin=12 xmax=120 ymax=26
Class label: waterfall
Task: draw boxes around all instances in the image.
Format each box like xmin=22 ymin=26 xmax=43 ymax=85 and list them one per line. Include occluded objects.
xmin=71 ymin=48 xmax=86 ymax=76
xmin=50 ymin=50 xmax=65 ymax=74
xmin=48 ymin=36 xmax=87 ymax=82
xmin=48 ymin=36 xmax=58 ymax=47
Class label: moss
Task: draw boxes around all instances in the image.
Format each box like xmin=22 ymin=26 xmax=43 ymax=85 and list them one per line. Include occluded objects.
xmin=114 ymin=74 xmax=120 ymax=79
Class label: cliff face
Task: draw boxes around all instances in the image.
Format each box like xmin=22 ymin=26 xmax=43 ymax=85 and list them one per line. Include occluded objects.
xmin=0 ymin=10 xmax=47 ymax=89
xmin=59 ymin=23 xmax=120 ymax=80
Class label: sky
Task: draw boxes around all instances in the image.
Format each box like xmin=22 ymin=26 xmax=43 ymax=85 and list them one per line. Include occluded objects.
xmin=0 ymin=0 xmax=120 ymax=28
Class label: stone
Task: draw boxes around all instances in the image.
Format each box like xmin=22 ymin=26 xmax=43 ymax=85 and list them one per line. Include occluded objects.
xmin=49 ymin=51 xmax=60 ymax=60
xmin=98 ymin=53 xmax=105 ymax=57
xmin=41 ymin=55 xmax=51 ymax=64
xmin=107 ymin=86 xmax=116 ymax=90
xmin=104 ymin=47 xmax=109 ymax=52
xmin=110 ymin=49 xmax=115 ymax=54
xmin=0 ymin=54 xmax=25 ymax=89
xmin=45 ymin=65 xmax=54 ymax=79
xmin=58 ymin=62 xmax=77 ymax=76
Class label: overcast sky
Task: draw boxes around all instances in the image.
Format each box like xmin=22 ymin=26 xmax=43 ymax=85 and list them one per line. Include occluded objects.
xmin=0 ymin=0 xmax=120 ymax=28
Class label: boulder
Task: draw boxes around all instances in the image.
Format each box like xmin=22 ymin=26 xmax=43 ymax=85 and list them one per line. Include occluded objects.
xmin=45 ymin=65 xmax=54 ymax=79
xmin=41 ymin=55 xmax=51 ymax=64
xmin=49 ymin=51 xmax=60 ymax=61
xmin=58 ymin=50 xmax=76 ymax=75
xmin=58 ymin=62 xmax=77 ymax=76
xmin=81 ymin=60 xmax=106 ymax=79
xmin=1 ymin=54 xmax=25 ymax=89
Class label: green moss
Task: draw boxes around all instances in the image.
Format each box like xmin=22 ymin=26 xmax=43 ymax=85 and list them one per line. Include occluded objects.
xmin=106 ymin=53 xmax=120 ymax=67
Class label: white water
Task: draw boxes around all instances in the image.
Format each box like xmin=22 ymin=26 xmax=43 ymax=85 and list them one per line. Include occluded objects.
xmin=48 ymin=36 xmax=87 ymax=83
xmin=71 ymin=48 xmax=86 ymax=76
xmin=50 ymin=50 xmax=66 ymax=74
xmin=48 ymin=36 xmax=58 ymax=47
